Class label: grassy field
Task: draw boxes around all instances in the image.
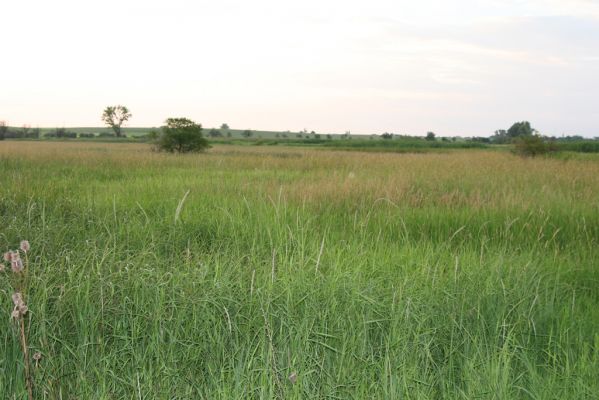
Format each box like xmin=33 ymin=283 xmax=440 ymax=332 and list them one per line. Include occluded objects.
xmin=0 ymin=142 xmax=598 ymax=399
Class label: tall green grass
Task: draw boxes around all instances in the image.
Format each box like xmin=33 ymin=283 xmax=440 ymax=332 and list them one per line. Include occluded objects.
xmin=0 ymin=142 xmax=598 ymax=399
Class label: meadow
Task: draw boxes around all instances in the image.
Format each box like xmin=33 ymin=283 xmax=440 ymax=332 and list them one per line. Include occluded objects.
xmin=0 ymin=141 xmax=598 ymax=399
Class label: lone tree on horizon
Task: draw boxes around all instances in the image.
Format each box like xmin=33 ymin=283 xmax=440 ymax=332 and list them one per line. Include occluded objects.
xmin=101 ymin=105 xmax=132 ymax=137
xmin=154 ymin=117 xmax=209 ymax=153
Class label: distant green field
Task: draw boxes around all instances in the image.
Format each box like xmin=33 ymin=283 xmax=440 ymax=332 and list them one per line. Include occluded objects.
xmin=1 ymin=142 xmax=598 ymax=398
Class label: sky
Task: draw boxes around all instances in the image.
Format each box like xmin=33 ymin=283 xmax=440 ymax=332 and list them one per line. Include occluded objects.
xmin=1 ymin=0 xmax=598 ymax=137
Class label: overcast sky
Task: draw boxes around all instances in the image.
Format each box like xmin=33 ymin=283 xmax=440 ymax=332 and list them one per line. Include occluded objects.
xmin=1 ymin=0 xmax=598 ymax=137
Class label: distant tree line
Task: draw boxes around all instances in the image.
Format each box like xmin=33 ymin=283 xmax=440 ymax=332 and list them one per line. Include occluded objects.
xmin=4 ymin=112 xmax=598 ymax=158
xmin=0 ymin=123 xmax=41 ymax=139
xmin=0 ymin=122 xmax=120 ymax=140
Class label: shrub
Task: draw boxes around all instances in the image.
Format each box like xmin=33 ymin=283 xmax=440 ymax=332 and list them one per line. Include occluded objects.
xmin=155 ymin=118 xmax=209 ymax=153
xmin=45 ymin=128 xmax=77 ymax=138
xmin=513 ymin=135 xmax=550 ymax=157
xmin=209 ymin=128 xmax=222 ymax=138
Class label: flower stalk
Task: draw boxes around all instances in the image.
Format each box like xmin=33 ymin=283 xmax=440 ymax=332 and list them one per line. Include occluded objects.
xmin=3 ymin=241 xmax=34 ymax=400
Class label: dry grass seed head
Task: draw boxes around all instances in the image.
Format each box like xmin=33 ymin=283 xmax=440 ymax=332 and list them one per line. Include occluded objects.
xmin=20 ymin=240 xmax=30 ymax=253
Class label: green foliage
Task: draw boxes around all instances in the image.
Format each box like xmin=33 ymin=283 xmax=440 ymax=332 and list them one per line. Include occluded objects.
xmin=320 ymin=137 xmax=487 ymax=151
xmin=554 ymin=140 xmax=599 ymax=153
xmin=220 ymin=123 xmax=229 ymax=130
xmin=0 ymin=121 xmax=7 ymax=140
xmin=101 ymin=105 xmax=132 ymax=137
xmin=426 ymin=131 xmax=436 ymax=141
xmin=241 ymin=129 xmax=253 ymax=138
xmin=492 ymin=129 xmax=509 ymax=143
xmin=147 ymin=128 xmax=159 ymax=140
xmin=45 ymin=128 xmax=77 ymax=138
xmin=513 ymin=134 xmax=551 ymax=157
xmin=208 ymin=128 xmax=222 ymax=138
xmin=492 ymin=122 xmax=535 ymax=144
xmin=507 ymin=121 xmax=533 ymax=138
xmin=154 ymin=117 xmax=209 ymax=153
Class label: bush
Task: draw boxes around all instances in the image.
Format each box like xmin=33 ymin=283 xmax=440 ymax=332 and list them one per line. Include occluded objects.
xmin=79 ymin=133 xmax=95 ymax=138
xmin=155 ymin=118 xmax=209 ymax=153
xmin=44 ymin=128 xmax=77 ymax=139
xmin=513 ymin=135 xmax=551 ymax=157
xmin=208 ymin=128 xmax=222 ymax=138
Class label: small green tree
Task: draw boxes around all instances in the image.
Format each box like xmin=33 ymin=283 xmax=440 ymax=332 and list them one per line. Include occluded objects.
xmin=242 ymin=129 xmax=253 ymax=138
xmin=513 ymin=134 xmax=549 ymax=157
xmin=101 ymin=105 xmax=132 ymax=137
xmin=155 ymin=118 xmax=209 ymax=153
xmin=426 ymin=131 xmax=436 ymax=141
xmin=220 ymin=123 xmax=229 ymax=130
